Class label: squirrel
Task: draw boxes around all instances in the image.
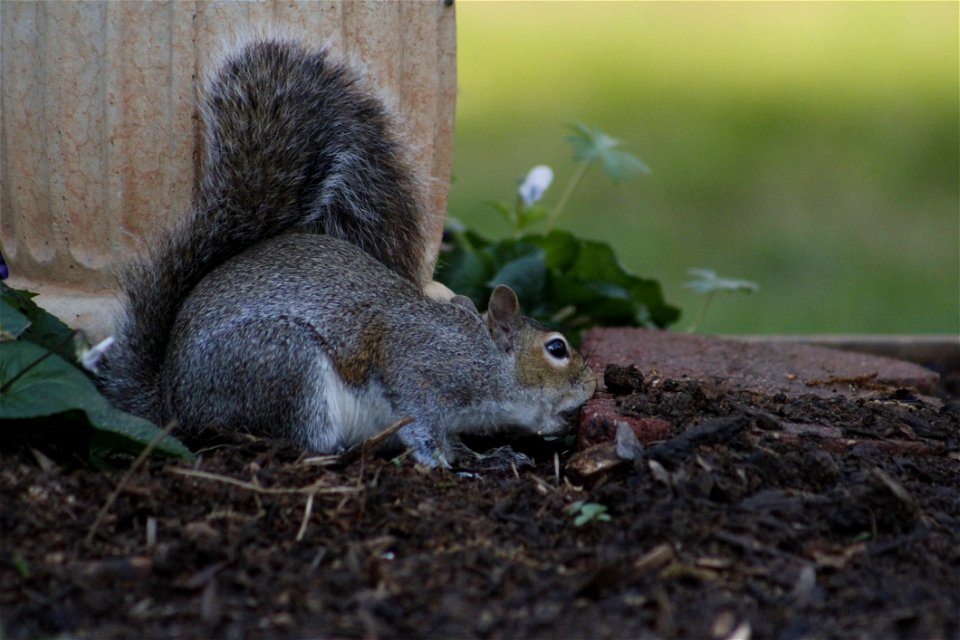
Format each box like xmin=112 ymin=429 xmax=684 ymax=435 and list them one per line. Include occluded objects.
xmin=98 ymin=37 xmax=596 ymax=468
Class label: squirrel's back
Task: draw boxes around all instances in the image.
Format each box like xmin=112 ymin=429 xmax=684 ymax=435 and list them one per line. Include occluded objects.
xmin=99 ymin=39 xmax=432 ymax=422
xmin=160 ymin=233 xmax=491 ymax=450
xmin=160 ymin=231 xmax=596 ymax=462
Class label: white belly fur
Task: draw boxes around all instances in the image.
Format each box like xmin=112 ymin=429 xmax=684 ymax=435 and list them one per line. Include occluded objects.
xmin=304 ymin=351 xmax=398 ymax=452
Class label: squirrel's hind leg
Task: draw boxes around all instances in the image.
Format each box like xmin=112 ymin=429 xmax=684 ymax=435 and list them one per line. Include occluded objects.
xmin=164 ymin=315 xmax=349 ymax=453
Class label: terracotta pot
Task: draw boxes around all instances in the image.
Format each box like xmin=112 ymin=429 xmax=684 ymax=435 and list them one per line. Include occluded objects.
xmin=1 ymin=0 xmax=456 ymax=339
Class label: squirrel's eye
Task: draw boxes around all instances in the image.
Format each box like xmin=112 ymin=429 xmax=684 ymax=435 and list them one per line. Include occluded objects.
xmin=545 ymin=337 xmax=569 ymax=360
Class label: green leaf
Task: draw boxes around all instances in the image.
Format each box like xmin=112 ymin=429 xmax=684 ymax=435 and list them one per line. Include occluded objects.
xmin=488 ymin=252 xmax=549 ymax=315
xmin=486 ymin=240 xmax=550 ymax=314
xmin=557 ymin=238 xmax=680 ymax=329
xmin=516 ymin=204 xmax=549 ymax=232
xmin=0 ymin=299 xmax=31 ymax=340
xmin=684 ymin=268 xmax=759 ymax=295
xmin=435 ymin=224 xmax=680 ymax=344
xmin=0 ymin=341 xmax=193 ymax=461
xmin=485 ymin=201 xmax=516 ymax=227
xmin=566 ymin=123 xmax=650 ymax=183
xmin=565 ymin=239 xmax=626 ymax=281
xmin=565 ymin=500 xmax=585 ymax=515
xmin=443 ymin=217 xmax=492 ymax=253
xmin=0 ymin=282 xmax=77 ymax=364
xmin=526 ymin=229 xmax=581 ymax=271
xmin=568 ymin=501 xmax=611 ymax=527
xmin=437 ymin=246 xmax=494 ymax=305
xmin=489 ymin=238 xmax=540 ymax=266
xmin=10 ymin=550 xmax=31 ymax=579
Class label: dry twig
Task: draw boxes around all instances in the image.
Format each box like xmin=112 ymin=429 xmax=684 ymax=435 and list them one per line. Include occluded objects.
xmin=296 ymin=492 xmax=315 ymax=542
xmin=167 ymin=467 xmax=360 ymax=496
xmin=335 ymin=416 xmax=414 ymax=466
xmin=85 ymin=420 xmax=179 ymax=546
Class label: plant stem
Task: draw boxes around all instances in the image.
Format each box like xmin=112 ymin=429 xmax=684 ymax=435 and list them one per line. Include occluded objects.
xmin=513 ymin=193 xmax=524 ymax=238
xmin=688 ymin=291 xmax=716 ymax=334
xmin=548 ymin=159 xmax=593 ymax=231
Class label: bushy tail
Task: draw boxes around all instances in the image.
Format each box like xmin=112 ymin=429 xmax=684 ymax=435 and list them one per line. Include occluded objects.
xmin=99 ymin=38 xmax=431 ymax=423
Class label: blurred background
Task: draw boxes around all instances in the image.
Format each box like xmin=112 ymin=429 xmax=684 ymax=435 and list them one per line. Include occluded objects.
xmin=447 ymin=2 xmax=958 ymax=335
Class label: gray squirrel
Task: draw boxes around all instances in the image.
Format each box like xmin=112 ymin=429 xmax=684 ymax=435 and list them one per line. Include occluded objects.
xmin=98 ymin=38 xmax=596 ymax=468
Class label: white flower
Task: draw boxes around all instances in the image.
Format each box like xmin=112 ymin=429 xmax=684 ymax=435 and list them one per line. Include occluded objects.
xmin=518 ymin=165 xmax=554 ymax=207
xmin=77 ymin=335 xmax=115 ymax=374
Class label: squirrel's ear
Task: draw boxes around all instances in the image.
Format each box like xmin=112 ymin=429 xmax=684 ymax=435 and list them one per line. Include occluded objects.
xmin=487 ymin=285 xmax=521 ymax=351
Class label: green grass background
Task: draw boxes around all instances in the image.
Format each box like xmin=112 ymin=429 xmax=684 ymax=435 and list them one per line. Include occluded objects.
xmin=448 ymin=2 xmax=958 ymax=335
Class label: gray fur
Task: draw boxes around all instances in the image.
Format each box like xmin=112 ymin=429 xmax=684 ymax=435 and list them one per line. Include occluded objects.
xmin=162 ymin=234 xmax=594 ymax=466
xmin=99 ymin=39 xmax=595 ymax=467
xmin=100 ymin=39 xmax=430 ymax=421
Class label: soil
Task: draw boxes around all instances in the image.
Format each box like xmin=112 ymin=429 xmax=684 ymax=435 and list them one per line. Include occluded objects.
xmin=2 ymin=331 xmax=958 ymax=639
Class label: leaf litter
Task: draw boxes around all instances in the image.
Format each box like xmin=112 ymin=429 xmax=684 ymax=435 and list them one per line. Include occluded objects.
xmin=2 ymin=368 xmax=958 ymax=639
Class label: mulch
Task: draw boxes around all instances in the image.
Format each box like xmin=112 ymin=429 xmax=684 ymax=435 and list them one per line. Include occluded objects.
xmin=2 ymin=330 xmax=958 ymax=639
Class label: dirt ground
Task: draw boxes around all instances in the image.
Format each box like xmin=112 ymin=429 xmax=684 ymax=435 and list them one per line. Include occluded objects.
xmin=2 ymin=339 xmax=958 ymax=639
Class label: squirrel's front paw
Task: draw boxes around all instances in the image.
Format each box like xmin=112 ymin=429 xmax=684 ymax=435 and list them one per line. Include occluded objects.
xmin=450 ymin=441 xmax=534 ymax=471
xmin=409 ymin=445 xmax=451 ymax=469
